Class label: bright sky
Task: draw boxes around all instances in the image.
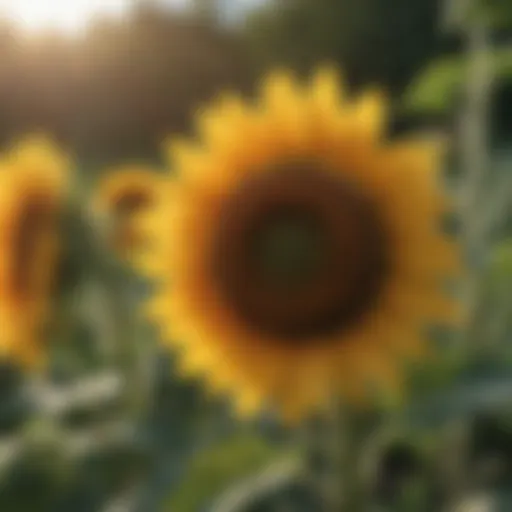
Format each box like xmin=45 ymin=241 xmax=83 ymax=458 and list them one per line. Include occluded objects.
xmin=0 ymin=0 xmax=188 ymax=34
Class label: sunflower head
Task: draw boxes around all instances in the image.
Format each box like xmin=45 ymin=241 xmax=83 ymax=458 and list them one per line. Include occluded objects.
xmin=93 ymin=165 xmax=161 ymax=259
xmin=138 ymin=67 xmax=463 ymax=422
xmin=0 ymin=135 xmax=70 ymax=368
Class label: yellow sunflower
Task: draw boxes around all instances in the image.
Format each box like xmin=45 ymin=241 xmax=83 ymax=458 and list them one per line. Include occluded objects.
xmin=138 ymin=67 xmax=462 ymax=421
xmin=0 ymin=136 xmax=69 ymax=368
xmin=93 ymin=165 xmax=161 ymax=259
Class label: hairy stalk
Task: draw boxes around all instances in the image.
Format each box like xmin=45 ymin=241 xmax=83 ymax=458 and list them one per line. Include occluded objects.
xmin=441 ymin=0 xmax=495 ymax=507
xmin=458 ymin=9 xmax=494 ymax=351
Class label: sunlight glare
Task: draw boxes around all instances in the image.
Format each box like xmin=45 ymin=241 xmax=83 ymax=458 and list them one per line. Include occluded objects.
xmin=0 ymin=0 xmax=132 ymax=34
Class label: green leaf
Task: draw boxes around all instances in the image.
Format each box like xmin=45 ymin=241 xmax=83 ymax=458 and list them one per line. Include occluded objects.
xmin=163 ymin=432 xmax=282 ymax=512
xmin=492 ymin=239 xmax=512 ymax=278
xmin=448 ymin=0 xmax=512 ymax=29
xmin=394 ymin=477 xmax=431 ymax=512
xmin=496 ymin=489 xmax=512 ymax=511
xmin=403 ymin=48 xmax=512 ymax=114
xmin=404 ymin=377 xmax=512 ymax=430
xmin=475 ymin=0 xmax=512 ymax=29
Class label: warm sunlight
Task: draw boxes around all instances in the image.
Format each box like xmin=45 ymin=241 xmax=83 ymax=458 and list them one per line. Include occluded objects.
xmin=0 ymin=0 xmax=185 ymax=34
xmin=0 ymin=0 xmax=130 ymax=33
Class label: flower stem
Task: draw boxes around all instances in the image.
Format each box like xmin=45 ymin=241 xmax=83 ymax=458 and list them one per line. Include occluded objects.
xmin=458 ymin=5 xmax=494 ymax=352
xmin=320 ymin=401 xmax=368 ymax=511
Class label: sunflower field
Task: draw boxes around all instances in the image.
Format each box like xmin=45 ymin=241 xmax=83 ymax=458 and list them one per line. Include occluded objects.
xmin=0 ymin=1 xmax=510 ymax=511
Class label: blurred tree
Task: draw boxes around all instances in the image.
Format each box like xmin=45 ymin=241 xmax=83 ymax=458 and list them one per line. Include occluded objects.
xmin=243 ymin=0 xmax=448 ymax=95
xmin=0 ymin=2 xmax=256 ymax=168
xmin=77 ymin=2 xmax=256 ymax=166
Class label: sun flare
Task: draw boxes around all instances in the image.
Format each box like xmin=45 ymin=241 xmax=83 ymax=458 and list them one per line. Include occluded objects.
xmin=0 ymin=0 xmax=130 ymax=34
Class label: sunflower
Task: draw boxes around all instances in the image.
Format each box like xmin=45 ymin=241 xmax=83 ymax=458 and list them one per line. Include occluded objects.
xmin=0 ymin=136 xmax=69 ymax=368
xmin=93 ymin=165 xmax=161 ymax=259
xmin=138 ymin=67 xmax=462 ymax=421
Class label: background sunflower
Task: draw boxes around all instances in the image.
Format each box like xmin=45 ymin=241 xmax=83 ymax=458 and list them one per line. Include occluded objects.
xmin=92 ymin=165 xmax=161 ymax=261
xmin=0 ymin=136 xmax=69 ymax=367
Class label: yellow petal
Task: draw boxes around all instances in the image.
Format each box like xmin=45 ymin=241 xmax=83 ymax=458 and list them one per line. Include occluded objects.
xmin=351 ymin=88 xmax=389 ymax=143
xmin=311 ymin=65 xmax=346 ymax=111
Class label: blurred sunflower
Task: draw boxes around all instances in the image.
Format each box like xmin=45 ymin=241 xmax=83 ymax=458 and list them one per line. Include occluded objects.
xmin=138 ymin=67 xmax=462 ymax=421
xmin=93 ymin=165 xmax=161 ymax=259
xmin=0 ymin=136 xmax=69 ymax=368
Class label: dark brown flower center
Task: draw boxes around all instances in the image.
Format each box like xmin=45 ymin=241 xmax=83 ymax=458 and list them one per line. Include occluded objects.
xmin=114 ymin=189 xmax=152 ymax=217
xmin=211 ymin=160 xmax=388 ymax=343
xmin=254 ymin=213 xmax=327 ymax=290
xmin=111 ymin=189 xmax=153 ymax=253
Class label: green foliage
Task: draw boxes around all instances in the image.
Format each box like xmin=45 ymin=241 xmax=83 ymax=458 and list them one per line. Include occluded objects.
xmin=0 ymin=421 xmax=75 ymax=512
xmin=244 ymin=0 xmax=443 ymax=94
xmin=392 ymin=477 xmax=430 ymax=512
xmin=401 ymin=235 xmax=512 ymax=431
xmin=404 ymin=48 xmax=512 ymax=114
xmin=492 ymin=239 xmax=512 ymax=277
xmin=163 ymin=432 xmax=281 ymax=512
xmin=469 ymin=0 xmax=512 ymax=29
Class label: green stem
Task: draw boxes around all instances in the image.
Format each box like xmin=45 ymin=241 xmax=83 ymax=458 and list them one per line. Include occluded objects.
xmin=100 ymin=258 xmax=153 ymax=420
xmin=319 ymin=401 xmax=368 ymax=512
xmin=459 ymin=7 xmax=494 ymax=353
